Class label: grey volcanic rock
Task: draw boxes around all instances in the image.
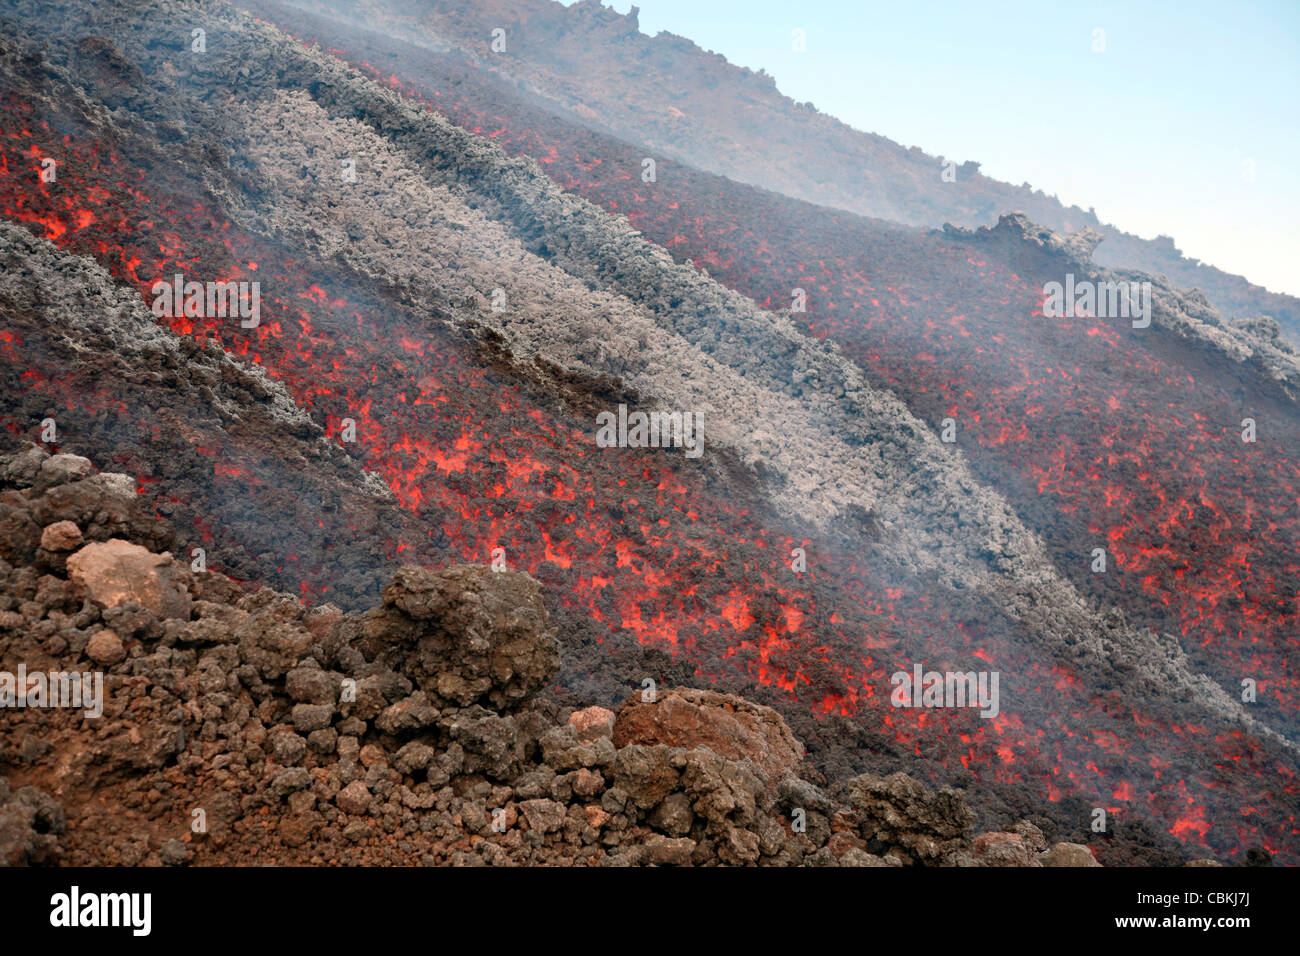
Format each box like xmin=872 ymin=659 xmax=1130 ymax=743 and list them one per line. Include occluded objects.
xmin=945 ymin=213 xmax=1300 ymax=403
xmin=36 ymin=454 xmax=93 ymax=490
xmin=0 ymin=779 xmax=65 ymax=866
xmin=289 ymin=0 xmax=1300 ymax=342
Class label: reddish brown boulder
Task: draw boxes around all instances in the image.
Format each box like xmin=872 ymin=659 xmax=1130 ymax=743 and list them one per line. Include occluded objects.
xmin=39 ymin=520 xmax=83 ymax=552
xmin=336 ymin=781 xmax=372 ymax=816
xmin=613 ymin=687 xmax=803 ymax=784
xmin=66 ymin=539 xmax=192 ymax=620
xmin=568 ymin=705 xmax=615 ymax=743
xmin=85 ymin=629 xmax=126 ymax=665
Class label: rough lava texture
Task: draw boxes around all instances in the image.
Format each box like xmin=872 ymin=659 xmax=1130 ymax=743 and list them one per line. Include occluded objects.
xmin=943 ymin=214 xmax=1300 ymax=402
xmin=0 ymin=451 xmax=1123 ymax=866
xmin=613 ymin=687 xmax=803 ymax=788
xmin=0 ymin=777 xmax=65 ymax=866
xmin=2 ymin=0 xmax=1260 ymax=759
xmin=347 ymin=563 xmax=560 ymax=711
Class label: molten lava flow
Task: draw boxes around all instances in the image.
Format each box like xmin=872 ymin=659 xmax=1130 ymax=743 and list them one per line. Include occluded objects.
xmin=4 ymin=42 xmax=1297 ymax=863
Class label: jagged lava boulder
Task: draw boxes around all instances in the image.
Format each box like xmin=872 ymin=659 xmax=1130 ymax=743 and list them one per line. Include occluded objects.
xmin=346 ymin=564 xmax=560 ymax=711
xmin=848 ymin=771 xmax=978 ymax=865
xmin=613 ymin=686 xmax=804 ymax=788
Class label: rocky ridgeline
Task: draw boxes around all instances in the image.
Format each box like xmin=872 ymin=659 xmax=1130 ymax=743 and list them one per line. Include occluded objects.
xmin=0 ymin=445 xmax=1106 ymax=867
xmin=942 ymin=213 xmax=1300 ymax=404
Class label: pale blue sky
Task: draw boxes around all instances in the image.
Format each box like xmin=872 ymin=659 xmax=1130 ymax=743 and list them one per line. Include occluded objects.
xmin=567 ymin=0 xmax=1299 ymax=297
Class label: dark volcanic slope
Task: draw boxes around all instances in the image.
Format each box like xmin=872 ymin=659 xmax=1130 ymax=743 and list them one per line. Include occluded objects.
xmin=314 ymin=2 xmax=1300 ymax=719
xmin=0 ymin=0 xmax=1296 ymax=865
xmin=245 ymin=0 xmax=1300 ymax=851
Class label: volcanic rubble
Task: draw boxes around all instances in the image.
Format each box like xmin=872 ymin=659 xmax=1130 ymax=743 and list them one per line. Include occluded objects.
xmin=0 ymin=446 xmax=1132 ymax=867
